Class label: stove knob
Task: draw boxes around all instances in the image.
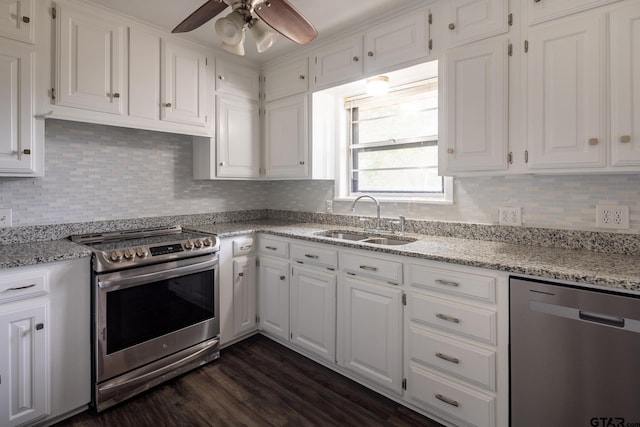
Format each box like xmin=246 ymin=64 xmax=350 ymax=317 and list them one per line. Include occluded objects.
xmin=123 ymin=249 xmax=134 ymax=261
xmin=184 ymin=240 xmax=193 ymax=250
xmin=135 ymin=248 xmax=148 ymax=258
xmin=194 ymin=239 xmax=203 ymax=249
xmin=109 ymin=251 xmax=122 ymax=262
xmin=203 ymin=237 xmax=213 ymax=247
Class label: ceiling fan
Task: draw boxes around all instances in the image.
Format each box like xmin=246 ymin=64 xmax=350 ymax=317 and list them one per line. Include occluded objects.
xmin=172 ymin=0 xmax=318 ymax=56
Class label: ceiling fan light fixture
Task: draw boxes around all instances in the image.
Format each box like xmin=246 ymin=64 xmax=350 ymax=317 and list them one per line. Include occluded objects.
xmin=366 ymin=75 xmax=390 ymax=96
xmin=215 ymin=10 xmax=245 ymax=45
xmin=220 ymin=30 xmax=246 ymax=56
xmin=249 ymin=18 xmax=278 ymax=53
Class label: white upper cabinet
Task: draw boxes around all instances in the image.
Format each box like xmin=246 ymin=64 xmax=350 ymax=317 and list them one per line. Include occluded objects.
xmin=56 ymin=4 xmax=124 ymax=114
xmin=610 ymin=2 xmax=640 ymax=167
xmin=264 ymin=93 xmax=308 ymax=179
xmin=446 ymin=0 xmax=509 ymax=47
xmin=263 ymin=57 xmax=308 ymax=102
xmin=441 ymin=37 xmax=509 ymax=173
xmin=363 ymin=9 xmax=431 ymax=74
xmin=216 ymin=95 xmax=260 ymax=178
xmin=128 ymin=27 xmax=160 ymax=121
xmin=527 ymin=0 xmax=621 ymax=25
xmin=161 ymin=40 xmax=208 ymax=127
xmin=216 ymin=59 xmax=260 ymax=100
xmin=526 ymin=12 xmax=606 ymax=169
xmin=0 ymin=43 xmax=41 ymax=176
xmin=0 ymin=0 xmax=34 ymax=44
xmin=313 ymin=35 xmax=363 ymax=88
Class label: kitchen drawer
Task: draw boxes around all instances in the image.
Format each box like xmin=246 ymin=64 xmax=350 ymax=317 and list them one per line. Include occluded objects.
xmin=258 ymin=237 xmax=289 ymax=258
xmin=233 ymin=237 xmax=256 ymax=256
xmin=408 ymin=325 xmax=496 ymax=391
xmin=0 ymin=268 xmax=48 ymax=304
xmin=292 ymin=243 xmax=337 ymax=270
xmin=409 ymin=292 xmax=497 ymax=345
xmin=407 ymin=263 xmax=496 ymax=303
xmin=407 ymin=362 xmax=495 ymax=427
xmin=340 ymin=251 xmax=402 ymax=285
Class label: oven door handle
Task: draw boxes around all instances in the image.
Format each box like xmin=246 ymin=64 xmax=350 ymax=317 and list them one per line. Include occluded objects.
xmin=97 ymin=258 xmax=217 ymax=290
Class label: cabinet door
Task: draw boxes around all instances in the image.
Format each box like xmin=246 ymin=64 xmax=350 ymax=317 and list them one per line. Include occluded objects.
xmin=528 ymin=0 xmax=621 ymax=25
xmin=258 ymin=257 xmax=289 ymax=341
xmin=264 ymin=94 xmax=308 ymax=178
xmin=0 ymin=302 xmax=48 ymax=427
xmin=216 ymin=95 xmax=260 ymax=178
xmin=442 ymin=37 xmax=508 ymax=173
xmin=290 ymin=265 xmax=336 ymax=362
xmin=57 ymin=5 xmax=124 ymax=114
xmin=0 ymin=44 xmax=38 ymax=175
xmin=312 ymin=35 xmax=363 ymax=88
xmin=339 ymin=275 xmax=403 ymax=394
xmin=0 ymin=0 xmax=34 ymax=43
xmin=215 ymin=59 xmax=259 ymax=100
xmin=446 ymin=0 xmax=509 ymax=48
xmin=610 ymin=2 xmax=640 ymax=167
xmin=363 ymin=9 xmax=430 ymax=74
xmin=264 ymin=57 xmax=308 ymax=102
xmin=128 ymin=27 xmax=160 ymax=121
xmin=161 ymin=40 xmax=208 ymax=127
xmin=232 ymin=255 xmax=257 ymax=337
xmin=527 ymin=13 xmax=605 ymax=169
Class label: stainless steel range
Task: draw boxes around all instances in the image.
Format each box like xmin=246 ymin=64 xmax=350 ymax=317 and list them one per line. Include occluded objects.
xmin=71 ymin=226 xmax=220 ymax=412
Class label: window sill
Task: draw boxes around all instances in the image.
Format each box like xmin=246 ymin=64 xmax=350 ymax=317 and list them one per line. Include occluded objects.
xmin=334 ymin=196 xmax=453 ymax=205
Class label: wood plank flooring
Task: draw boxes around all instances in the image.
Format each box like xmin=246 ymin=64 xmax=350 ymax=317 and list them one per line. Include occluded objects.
xmin=55 ymin=334 xmax=445 ymax=427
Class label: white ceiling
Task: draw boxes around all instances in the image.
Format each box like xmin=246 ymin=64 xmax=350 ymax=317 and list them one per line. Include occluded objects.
xmin=86 ymin=0 xmax=423 ymax=63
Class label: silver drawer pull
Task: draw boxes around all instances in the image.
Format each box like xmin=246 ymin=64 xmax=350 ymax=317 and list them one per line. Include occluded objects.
xmin=436 ymin=313 xmax=460 ymax=323
xmin=265 ymin=246 xmax=278 ymax=251
xmin=239 ymin=245 xmax=252 ymax=251
xmin=359 ymin=265 xmax=378 ymax=272
xmin=435 ymin=393 xmax=459 ymax=407
xmin=304 ymin=254 xmax=319 ymax=259
xmin=1 ymin=284 xmax=36 ymax=292
xmin=435 ymin=279 xmax=460 ymax=287
xmin=436 ymin=352 xmax=460 ymax=364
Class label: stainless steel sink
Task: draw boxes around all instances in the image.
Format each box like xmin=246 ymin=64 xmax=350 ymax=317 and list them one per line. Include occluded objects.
xmin=314 ymin=230 xmax=416 ymax=246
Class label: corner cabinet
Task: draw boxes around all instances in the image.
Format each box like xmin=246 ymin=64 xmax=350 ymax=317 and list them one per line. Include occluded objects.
xmin=216 ymin=95 xmax=260 ymax=178
xmin=257 ymin=237 xmax=290 ymax=341
xmin=445 ymin=0 xmax=510 ymax=48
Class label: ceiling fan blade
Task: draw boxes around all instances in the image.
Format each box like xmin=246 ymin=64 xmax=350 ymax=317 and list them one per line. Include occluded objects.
xmin=254 ymin=0 xmax=318 ymax=45
xmin=172 ymin=0 xmax=228 ymax=33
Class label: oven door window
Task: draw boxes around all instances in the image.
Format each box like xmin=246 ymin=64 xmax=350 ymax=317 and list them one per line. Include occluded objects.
xmin=106 ymin=270 xmax=215 ymax=354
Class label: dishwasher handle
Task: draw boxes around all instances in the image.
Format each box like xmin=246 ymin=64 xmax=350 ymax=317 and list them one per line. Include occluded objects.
xmin=579 ymin=310 xmax=625 ymax=328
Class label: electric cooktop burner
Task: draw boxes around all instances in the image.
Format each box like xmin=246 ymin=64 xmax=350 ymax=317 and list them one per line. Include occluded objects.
xmin=71 ymin=226 xmax=219 ymax=273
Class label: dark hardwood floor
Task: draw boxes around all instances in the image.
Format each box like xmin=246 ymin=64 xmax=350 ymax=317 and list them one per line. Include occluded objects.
xmin=55 ymin=334 xmax=444 ymax=427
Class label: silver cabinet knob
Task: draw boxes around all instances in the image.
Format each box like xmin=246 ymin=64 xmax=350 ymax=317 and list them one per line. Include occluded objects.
xmin=219 ymin=162 xmax=225 ymax=166
xmin=353 ymin=56 xmax=359 ymax=62
xmin=299 ymin=75 xmax=305 ymax=80
xmin=218 ymin=75 xmax=224 ymax=80
xmin=299 ymin=160 xmax=305 ymax=165
xmin=164 ymin=102 xmax=172 ymax=107
xmin=22 ymin=16 xmax=30 ymax=23
xmin=620 ymin=135 xmax=631 ymax=143
xmin=588 ymin=138 xmax=599 ymax=145
xmin=368 ymin=51 xmax=374 ymax=57
xmin=449 ymin=23 xmax=456 ymax=30
xmin=447 ymin=148 xmax=454 ymax=154
xmin=238 ymin=272 xmax=244 ymax=277
xmin=23 ymin=149 xmax=31 ymax=155
xmin=112 ymin=93 xmax=120 ymax=98
xmin=279 ymin=275 xmax=285 ymax=280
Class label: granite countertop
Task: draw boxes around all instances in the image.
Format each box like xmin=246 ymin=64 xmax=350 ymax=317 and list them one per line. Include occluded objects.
xmin=0 ymin=239 xmax=92 ymax=269
xmin=188 ymin=220 xmax=640 ymax=292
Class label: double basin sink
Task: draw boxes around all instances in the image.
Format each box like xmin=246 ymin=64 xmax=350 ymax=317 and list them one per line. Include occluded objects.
xmin=315 ymin=230 xmax=417 ymax=246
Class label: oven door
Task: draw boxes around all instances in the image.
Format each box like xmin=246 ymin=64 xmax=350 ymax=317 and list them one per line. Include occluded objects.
xmin=95 ymin=254 xmax=219 ymax=383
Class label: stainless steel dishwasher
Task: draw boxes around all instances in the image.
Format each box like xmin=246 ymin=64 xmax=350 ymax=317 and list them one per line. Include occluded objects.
xmin=510 ymin=277 xmax=640 ymax=427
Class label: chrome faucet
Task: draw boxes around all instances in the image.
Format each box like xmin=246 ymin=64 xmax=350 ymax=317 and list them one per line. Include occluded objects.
xmin=351 ymin=195 xmax=381 ymax=231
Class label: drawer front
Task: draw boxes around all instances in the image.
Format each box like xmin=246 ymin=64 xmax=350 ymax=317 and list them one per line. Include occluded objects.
xmin=407 ymin=263 xmax=496 ymax=303
xmin=408 ymin=325 xmax=496 ymax=391
xmin=340 ymin=252 xmax=402 ymax=284
xmin=0 ymin=269 xmax=48 ymax=304
xmin=407 ymin=362 xmax=496 ymax=427
xmin=233 ymin=237 xmax=256 ymax=256
xmin=259 ymin=237 xmax=289 ymax=258
xmin=410 ymin=293 xmax=496 ymax=344
xmin=291 ymin=244 xmax=337 ymax=270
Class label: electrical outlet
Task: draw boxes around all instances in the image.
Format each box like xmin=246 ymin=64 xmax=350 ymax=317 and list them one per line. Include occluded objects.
xmin=499 ymin=207 xmax=522 ymax=226
xmin=326 ymin=200 xmax=333 ymax=213
xmin=0 ymin=208 xmax=12 ymax=227
xmin=596 ymin=205 xmax=629 ymax=229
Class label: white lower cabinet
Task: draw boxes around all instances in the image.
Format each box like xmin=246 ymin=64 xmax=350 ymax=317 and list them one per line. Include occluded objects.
xmin=338 ymin=253 xmax=403 ymax=395
xmin=233 ymin=255 xmax=257 ymax=338
xmin=0 ymin=301 xmax=48 ymax=427
xmin=258 ymin=255 xmax=290 ymax=341
xmin=0 ymin=258 xmax=90 ymax=427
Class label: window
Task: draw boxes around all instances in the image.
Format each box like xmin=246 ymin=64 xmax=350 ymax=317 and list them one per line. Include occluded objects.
xmin=343 ymin=77 xmax=451 ymax=202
